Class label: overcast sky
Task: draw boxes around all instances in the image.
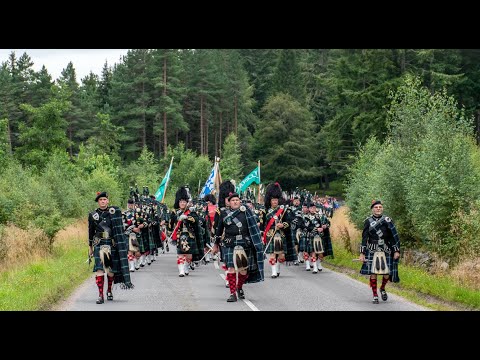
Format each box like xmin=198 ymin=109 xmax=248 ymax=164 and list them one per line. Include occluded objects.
xmin=0 ymin=49 xmax=129 ymax=81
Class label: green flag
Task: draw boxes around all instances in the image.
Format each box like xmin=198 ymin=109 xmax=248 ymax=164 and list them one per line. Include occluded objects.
xmin=155 ymin=157 xmax=173 ymax=202
xmin=238 ymin=166 xmax=261 ymax=193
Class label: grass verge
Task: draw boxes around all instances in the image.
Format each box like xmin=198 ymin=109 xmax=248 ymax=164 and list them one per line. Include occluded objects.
xmin=327 ymin=208 xmax=480 ymax=311
xmin=0 ymin=220 xmax=91 ymax=311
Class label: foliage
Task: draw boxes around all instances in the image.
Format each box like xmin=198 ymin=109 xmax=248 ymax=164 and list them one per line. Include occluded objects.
xmin=16 ymin=98 xmax=70 ymax=170
xmin=346 ymin=75 xmax=480 ymax=260
xmin=220 ymin=133 xmax=243 ymax=182
xmin=252 ymin=93 xmax=317 ymax=189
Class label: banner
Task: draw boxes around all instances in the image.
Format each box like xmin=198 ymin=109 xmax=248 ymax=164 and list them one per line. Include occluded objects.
xmin=199 ymin=162 xmax=217 ymax=198
xmin=154 ymin=157 xmax=173 ymax=202
xmin=238 ymin=166 xmax=261 ymax=193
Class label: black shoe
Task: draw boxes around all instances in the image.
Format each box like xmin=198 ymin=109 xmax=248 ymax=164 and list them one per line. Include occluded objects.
xmin=96 ymin=296 xmax=104 ymax=304
xmin=237 ymin=289 xmax=245 ymax=299
xmin=380 ymin=289 xmax=388 ymax=301
xmin=372 ymin=296 xmax=379 ymax=304
xmin=107 ymin=292 xmax=113 ymax=301
xmin=227 ymin=293 xmax=237 ymax=302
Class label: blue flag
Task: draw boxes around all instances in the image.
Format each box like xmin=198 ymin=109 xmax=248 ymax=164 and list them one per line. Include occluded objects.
xmin=199 ymin=163 xmax=216 ymax=198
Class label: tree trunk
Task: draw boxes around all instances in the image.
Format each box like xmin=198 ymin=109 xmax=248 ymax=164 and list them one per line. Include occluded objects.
xmin=234 ymin=95 xmax=238 ymax=136
xmin=214 ymin=126 xmax=217 ymax=157
xmin=68 ymin=127 xmax=73 ymax=158
xmin=142 ymin=80 xmax=146 ymax=148
xmin=6 ymin=118 xmax=12 ymax=154
xmin=400 ymin=49 xmax=406 ymax=73
xmin=226 ymin=112 xmax=229 ymax=136
xmin=163 ymin=55 xmax=168 ymax=158
xmin=324 ymin=173 xmax=330 ymax=190
xmin=476 ymin=110 xmax=480 ymax=145
xmin=200 ymin=95 xmax=204 ymax=155
xmin=219 ymin=111 xmax=223 ymax=157
xmin=205 ymin=110 xmax=209 ymax=156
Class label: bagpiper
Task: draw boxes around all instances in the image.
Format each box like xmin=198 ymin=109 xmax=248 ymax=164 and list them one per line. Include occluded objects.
xmin=213 ymin=192 xmax=264 ymax=302
xmin=169 ymin=186 xmax=202 ymax=277
xmin=359 ymin=200 xmax=400 ymax=304
xmin=88 ymin=191 xmax=133 ymax=304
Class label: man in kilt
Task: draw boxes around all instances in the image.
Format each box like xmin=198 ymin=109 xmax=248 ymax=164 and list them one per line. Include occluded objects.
xmin=88 ymin=192 xmax=133 ymax=304
xmin=359 ymin=200 xmax=400 ymax=304
xmin=261 ymin=182 xmax=296 ymax=278
xmin=213 ymin=192 xmax=264 ymax=302
xmin=213 ymin=180 xmax=236 ymax=287
xmin=123 ymin=198 xmax=141 ymax=272
xmin=169 ymin=186 xmax=202 ymax=277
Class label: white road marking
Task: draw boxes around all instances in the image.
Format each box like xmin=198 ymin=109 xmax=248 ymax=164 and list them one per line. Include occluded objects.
xmin=220 ymin=273 xmax=260 ymax=311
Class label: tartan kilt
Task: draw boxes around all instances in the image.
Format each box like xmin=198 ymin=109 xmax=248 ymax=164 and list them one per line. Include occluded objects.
xmin=265 ymin=231 xmax=287 ymax=254
xmin=322 ymin=233 xmax=334 ymax=259
xmin=298 ymin=233 xmax=307 ymax=252
xmin=176 ymin=232 xmax=200 ymax=255
xmin=138 ymin=231 xmax=149 ymax=253
xmin=290 ymin=228 xmax=299 ymax=246
xmin=221 ymin=240 xmax=254 ymax=271
xmin=152 ymin=225 xmax=162 ymax=247
xmin=148 ymin=228 xmax=157 ymax=252
xmin=360 ymin=249 xmax=400 ymax=282
xmin=93 ymin=239 xmax=122 ymax=273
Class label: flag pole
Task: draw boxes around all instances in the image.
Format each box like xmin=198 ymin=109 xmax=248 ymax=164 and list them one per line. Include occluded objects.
xmin=257 ymin=160 xmax=261 ymax=204
xmin=215 ymin=156 xmax=222 ymax=196
xmin=161 ymin=156 xmax=174 ymax=203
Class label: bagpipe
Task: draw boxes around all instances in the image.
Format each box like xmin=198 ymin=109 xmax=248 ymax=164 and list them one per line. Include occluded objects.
xmin=171 ymin=209 xmax=191 ymax=241
xmin=263 ymin=205 xmax=289 ymax=255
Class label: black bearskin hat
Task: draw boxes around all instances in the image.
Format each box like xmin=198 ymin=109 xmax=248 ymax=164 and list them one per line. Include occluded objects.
xmin=218 ymin=180 xmax=236 ymax=208
xmin=174 ymin=186 xmax=190 ymax=209
xmin=265 ymin=182 xmax=282 ymax=209
xmin=204 ymin=193 xmax=216 ymax=205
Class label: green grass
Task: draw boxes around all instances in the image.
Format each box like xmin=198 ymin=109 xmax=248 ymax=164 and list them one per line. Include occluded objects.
xmin=324 ymin=247 xmax=480 ymax=310
xmin=0 ymin=238 xmax=91 ymax=311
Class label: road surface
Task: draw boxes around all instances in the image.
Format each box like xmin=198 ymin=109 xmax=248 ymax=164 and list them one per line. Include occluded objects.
xmin=57 ymin=251 xmax=427 ymax=311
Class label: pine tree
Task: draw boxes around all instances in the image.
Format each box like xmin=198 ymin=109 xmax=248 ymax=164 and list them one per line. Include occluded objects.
xmin=151 ymin=49 xmax=187 ymax=158
xmin=270 ymin=49 xmax=306 ymax=104
xmin=220 ymin=133 xmax=243 ymax=181
xmin=252 ymin=93 xmax=317 ymax=189
xmin=57 ymin=61 xmax=82 ymax=157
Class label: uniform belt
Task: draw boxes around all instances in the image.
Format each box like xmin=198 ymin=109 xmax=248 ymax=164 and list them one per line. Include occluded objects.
xmin=95 ymin=231 xmax=111 ymax=239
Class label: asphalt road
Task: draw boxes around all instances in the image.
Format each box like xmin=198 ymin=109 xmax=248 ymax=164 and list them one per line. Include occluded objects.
xmin=57 ymin=251 xmax=427 ymax=311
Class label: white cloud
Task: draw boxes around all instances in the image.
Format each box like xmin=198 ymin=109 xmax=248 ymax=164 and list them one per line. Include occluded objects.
xmin=0 ymin=49 xmax=129 ymax=81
